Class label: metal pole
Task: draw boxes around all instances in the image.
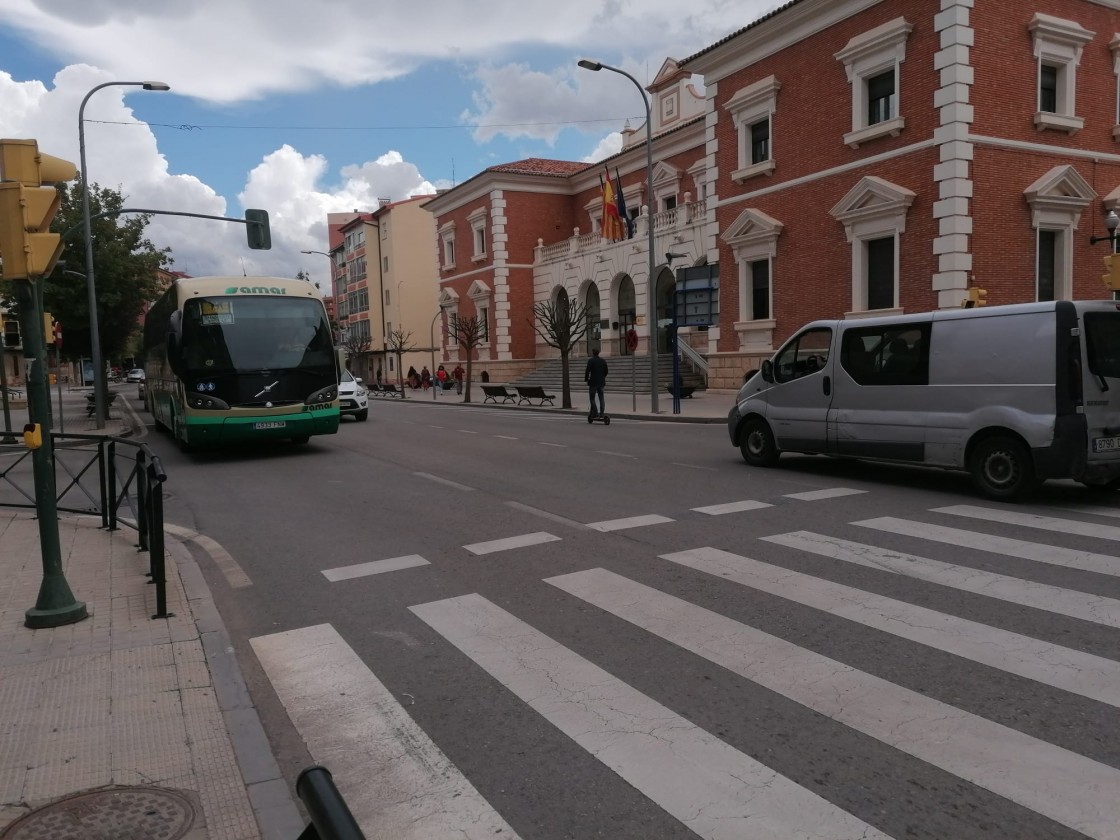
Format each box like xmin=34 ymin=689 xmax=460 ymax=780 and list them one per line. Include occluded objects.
xmin=80 ymin=81 xmax=169 ymax=429
xmin=430 ymin=311 xmax=439 ymax=401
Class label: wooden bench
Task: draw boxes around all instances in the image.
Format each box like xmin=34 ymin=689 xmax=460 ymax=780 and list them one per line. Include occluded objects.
xmin=85 ymin=391 xmax=120 ymax=416
xmin=516 ymin=385 xmax=556 ymax=406
xmin=482 ymin=384 xmax=517 ymax=404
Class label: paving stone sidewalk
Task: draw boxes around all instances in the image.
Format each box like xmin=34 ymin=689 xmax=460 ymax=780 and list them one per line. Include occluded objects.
xmin=0 ymin=511 xmax=301 ymax=839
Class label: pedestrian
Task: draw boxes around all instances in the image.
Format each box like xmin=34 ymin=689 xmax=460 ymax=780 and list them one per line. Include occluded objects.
xmin=376 ymin=365 xmax=383 ymax=386
xmin=421 ymin=366 xmax=431 ymax=390
xmin=436 ymin=364 xmax=449 ymax=391
xmin=407 ymin=366 xmax=419 ymax=389
xmin=585 ymin=347 xmax=608 ymax=417
xmin=453 ymin=364 xmax=464 ymax=394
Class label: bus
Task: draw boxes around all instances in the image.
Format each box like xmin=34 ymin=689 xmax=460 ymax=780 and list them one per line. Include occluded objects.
xmin=142 ymin=276 xmax=340 ymax=450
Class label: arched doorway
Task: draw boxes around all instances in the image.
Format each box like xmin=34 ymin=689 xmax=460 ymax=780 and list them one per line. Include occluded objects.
xmin=616 ymin=275 xmax=636 ymax=355
xmin=654 ymin=266 xmax=676 ymax=354
xmin=583 ymin=283 xmax=601 ymax=356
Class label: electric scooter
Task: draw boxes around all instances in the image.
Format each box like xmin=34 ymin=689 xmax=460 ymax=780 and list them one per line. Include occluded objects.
xmin=587 ymin=410 xmax=610 ymax=425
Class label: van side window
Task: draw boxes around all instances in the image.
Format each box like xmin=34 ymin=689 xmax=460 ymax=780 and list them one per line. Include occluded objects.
xmin=774 ymin=327 xmax=832 ymax=383
xmin=1084 ymin=313 xmax=1120 ymax=379
xmin=841 ymin=322 xmax=931 ymax=385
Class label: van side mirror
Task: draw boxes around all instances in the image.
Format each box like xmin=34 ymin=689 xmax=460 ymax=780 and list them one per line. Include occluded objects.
xmin=761 ymin=360 xmax=774 ymax=383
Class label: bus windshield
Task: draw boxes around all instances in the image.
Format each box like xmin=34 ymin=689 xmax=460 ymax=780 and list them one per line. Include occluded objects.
xmin=1085 ymin=312 xmax=1120 ymax=379
xmin=181 ymin=296 xmax=334 ymax=374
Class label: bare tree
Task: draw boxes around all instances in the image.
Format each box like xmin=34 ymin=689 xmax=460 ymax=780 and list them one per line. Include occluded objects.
xmin=385 ymin=328 xmax=416 ymax=398
xmin=531 ymin=298 xmax=591 ymax=409
xmin=447 ymin=313 xmax=487 ymax=404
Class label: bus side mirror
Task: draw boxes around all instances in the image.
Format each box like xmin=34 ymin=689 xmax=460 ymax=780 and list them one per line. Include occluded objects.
xmin=761 ymin=360 xmax=774 ymax=383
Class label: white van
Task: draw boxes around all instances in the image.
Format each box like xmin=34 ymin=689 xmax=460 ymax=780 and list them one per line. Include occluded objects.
xmin=727 ymin=300 xmax=1120 ymax=499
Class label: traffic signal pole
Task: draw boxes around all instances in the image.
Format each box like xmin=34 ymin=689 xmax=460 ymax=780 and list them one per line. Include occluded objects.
xmin=13 ymin=278 xmax=87 ymax=628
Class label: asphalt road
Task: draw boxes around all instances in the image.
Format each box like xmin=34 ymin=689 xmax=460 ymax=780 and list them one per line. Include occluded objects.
xmin=137 ymin=395 xmax=1120 ymax=840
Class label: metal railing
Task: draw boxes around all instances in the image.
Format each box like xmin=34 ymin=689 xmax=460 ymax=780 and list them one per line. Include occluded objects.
xmin=295 ymin=766 xmax=366 ymax=839
xmin=0 ymin=432 xmax=170 ymax=618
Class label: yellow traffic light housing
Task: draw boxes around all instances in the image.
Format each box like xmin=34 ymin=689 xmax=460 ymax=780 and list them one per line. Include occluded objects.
xmin=0 ymin=138 xmax=77 ymax=281
xmin=22 ymin=423 xmax=42 ymax=450
xmin=1102 ymin=254 xmax=1120 ymax=291
xmin=961 ymin=287 xmax=988 ymax=308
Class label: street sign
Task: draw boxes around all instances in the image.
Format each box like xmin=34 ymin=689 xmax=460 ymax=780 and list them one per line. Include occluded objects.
xmin=673 ymin=265 xmax=719 ymax=327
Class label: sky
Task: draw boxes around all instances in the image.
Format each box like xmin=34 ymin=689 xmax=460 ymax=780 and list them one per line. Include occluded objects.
xmin=0 ymin=0 xmax=778 ymax=286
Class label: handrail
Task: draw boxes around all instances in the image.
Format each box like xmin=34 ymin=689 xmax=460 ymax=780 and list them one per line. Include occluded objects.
xmin=675 ymin=333 xmax=710 ymax=375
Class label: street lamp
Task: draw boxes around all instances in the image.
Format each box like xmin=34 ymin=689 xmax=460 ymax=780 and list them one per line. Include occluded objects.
xmin=1089 ymin=209 xmax=1120 ymax=250
xmin=80 ymin=80 xmax=170 ymax=428
xmin=578 ymin=58 xmax=659 ymax=413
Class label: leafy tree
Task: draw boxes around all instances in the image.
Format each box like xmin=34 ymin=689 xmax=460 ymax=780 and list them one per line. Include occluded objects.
xmin=531 ymin=297 xmax=591 ymax=409
xmin=2 ymin=181 xmax=172 ymax=366
xmin=385 ymin=328 xmax=416 ymax=398
xmin=447 ymin=313 xmax=486 ymax=404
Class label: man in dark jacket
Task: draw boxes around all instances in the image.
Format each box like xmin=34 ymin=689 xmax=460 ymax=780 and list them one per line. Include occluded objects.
xmin=584 ymin=348 xmax=608 ymax=417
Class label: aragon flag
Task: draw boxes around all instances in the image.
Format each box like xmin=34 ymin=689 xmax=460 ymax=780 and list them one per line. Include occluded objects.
xmin=615 ymin=168 xmax=633 ymax=239
xmin=602 ymin=167 xmax=624 ymax=241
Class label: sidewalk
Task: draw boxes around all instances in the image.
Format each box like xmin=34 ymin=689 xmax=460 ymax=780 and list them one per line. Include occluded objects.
xmin=0 ymin=388 xmax=302 ymax=839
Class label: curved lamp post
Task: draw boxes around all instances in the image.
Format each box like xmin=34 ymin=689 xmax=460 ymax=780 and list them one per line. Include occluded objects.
xmin=80 ymin=80 xmax=170 ymax=428
xmin=578 ymin=58 xmax=659 ymax=413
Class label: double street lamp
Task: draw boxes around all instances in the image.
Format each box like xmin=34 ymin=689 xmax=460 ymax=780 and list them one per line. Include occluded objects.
xmin=80 ymin=80 xmax=170 ymax=428
xmin=578 ymin=58 xmax=659 ymax=414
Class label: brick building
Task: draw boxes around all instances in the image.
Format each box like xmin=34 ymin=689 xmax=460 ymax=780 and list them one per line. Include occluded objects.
xmin=420 ymin=0 xmax=1120 ymax=390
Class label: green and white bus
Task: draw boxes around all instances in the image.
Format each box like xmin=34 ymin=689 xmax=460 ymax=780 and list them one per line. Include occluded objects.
xmin=143 ymin=276 xmax=340 ymax=449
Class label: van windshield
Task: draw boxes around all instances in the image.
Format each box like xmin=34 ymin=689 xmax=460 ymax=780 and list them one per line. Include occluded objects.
xmin=1084 ymin=312 xmax=1120 ymax=379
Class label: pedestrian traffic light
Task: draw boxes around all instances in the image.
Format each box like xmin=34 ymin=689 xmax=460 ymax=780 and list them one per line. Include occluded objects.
xmin=962 ymin=287 xmax=988 ymax=308
xmin=0 ymin=139 xmax=77 ymax=280
xmin=245 ymin=208 xmax=271 ymax=250
xmin=1102 ymin=254 xmax=1120 ymax=291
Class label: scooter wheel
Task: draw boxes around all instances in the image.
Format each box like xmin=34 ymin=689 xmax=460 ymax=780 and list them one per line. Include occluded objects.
xmin=603 ymin=416 xmax=610 ymax=425
xmin=587 ymin=415 xmax=594 ymax=424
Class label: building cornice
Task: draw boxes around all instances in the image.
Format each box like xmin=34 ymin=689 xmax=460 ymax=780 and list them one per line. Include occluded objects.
xmin=969 ymin=133 xmax=1120 ymax=164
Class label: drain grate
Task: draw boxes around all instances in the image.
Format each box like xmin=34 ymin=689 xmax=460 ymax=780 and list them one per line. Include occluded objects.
xmin=0 ymin=786 xmax=196 ymax=840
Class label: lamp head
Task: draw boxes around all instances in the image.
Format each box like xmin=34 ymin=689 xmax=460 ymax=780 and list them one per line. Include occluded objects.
xmin=142 ymin=82 xmax=171 ymax=91
xmin=577 ymin=59 xmax=603 ymax=72
xmin=666 ymin=251 xmax=688 ymax=264
xmin=1106 ymin=209 xmax=1119 ymax=232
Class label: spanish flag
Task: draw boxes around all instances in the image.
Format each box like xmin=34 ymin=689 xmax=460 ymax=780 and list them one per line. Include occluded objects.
xmin=602 ymin=167 xmax=625 ymax=242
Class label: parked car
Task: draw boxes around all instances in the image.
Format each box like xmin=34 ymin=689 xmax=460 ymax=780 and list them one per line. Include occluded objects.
xmin=126 ymin=368 xmax=145 ymax=383
xmin=338 ymin=370 xmax=368 ymax=421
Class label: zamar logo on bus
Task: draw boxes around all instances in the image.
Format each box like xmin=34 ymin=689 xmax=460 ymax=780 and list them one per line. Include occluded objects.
xmin=224 ymin=286 xmax=287 ymax=295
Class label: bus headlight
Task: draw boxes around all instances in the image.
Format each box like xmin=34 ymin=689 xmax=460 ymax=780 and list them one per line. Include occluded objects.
xmin=188 ymin=395 xmax=230 ymax=410
xmin=305 ymin=386 xmax=337 ymax=404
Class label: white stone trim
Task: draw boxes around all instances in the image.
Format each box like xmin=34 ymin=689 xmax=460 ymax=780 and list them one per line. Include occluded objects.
xmin=721 ymin=208 xmax=783 ymax=335
xmin=1025 ymin=165 xmax=1096 ymax=301
xmin=1029 ymin=12 xmax=1094 ymax=134
xmin=724 ymin=75 xmax=781 ymax=173
xmin=835 ymin=17 xmax=913 ymax=142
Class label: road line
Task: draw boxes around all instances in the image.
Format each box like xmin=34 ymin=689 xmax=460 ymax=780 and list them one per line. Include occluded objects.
xmin=539 ymin=441 xmax=566 ymax=447
xmin=493 ymin=434 xmax=519 ymax=440
xmin=250 ymin=624 xmax=519 ymax=840
xmin=671 ymin=462 xmax=719 ymax=471
xmin=457 ymin=429 xmax=479 ymax=434
xmin=464 ymin=531 xmax=560 ymax=555
xmin=505 ymin=501 xmax=589 ymax=531
xmin=322 ymin=554 xmax=429 ymax=582
xmin=414 ymin=472 xmax=474 ymax=491
xmin=663 ymin=546 xmax=1120 ymax=708
xmin=763 ymin=531 xmax=1120 ymax=629
xmin=409 ymin=594 xmax=890 ymax=840
xmin=693 ymin=500 xmax=773 ymax=516
xmin=190 ymin=534 xmax=252 ymax=588
xmin=934 ymin=504 xmax=1120 ymax=542
xmin=545 ymin=568 xmax=1120 ymax=840
xmin=596 ymin=450 xmax=636 ymax=459
xmin=1052 ymin=504 xmax=1120 ymax=520
xmin=784 ymin=488 xmax=867 ymax=501
xmin=855 ymin=517 xmax=1120 ymax=578
xmin=585 ymin=514 xmax=674 ymax=532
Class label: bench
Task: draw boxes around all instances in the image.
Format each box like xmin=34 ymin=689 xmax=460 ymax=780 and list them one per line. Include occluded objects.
xmin=85 ymin=391 xmax=119 ymax=417
xmin=375 ymin=383 xmax=402 ymax=398
xmin=516 ymin=385 xmax=556 ymax=406
xmin=666 ymin=385 xmax=696 ymax=398
xmin=482 ymin=384 xmax=517 ymax=404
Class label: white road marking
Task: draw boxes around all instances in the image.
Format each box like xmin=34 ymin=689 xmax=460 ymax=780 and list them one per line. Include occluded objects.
xmin=413 ymin=472 xmax=474 ymax=491
xmin=250 ymin=624 xmax=519 ymax=840
xmin=546 ymin=568 xmax=1120 ymax=840
xmin=596 ymin=450 xmax=636 ymax=459
xmin=322 ymin=554 xmax=429 ymax=582
xmin=663 ymin=546 xmax=1120 ymax=708
xmin=458 ymin=429 xmax=479 ymax=434
xmin=493 ymin=434 xmax=519 ymax=440
xmin=585 ymin=514 xmax=674 ymax=532
xmin=764 ymin=531 xmax=1120 ymax=628
xmin=539 ymin=441 xmax=566 ymax=447
xmin=855 ymin=517 xmax=1120 ymax=578
xmin=935 ymin=504 xmax=1120 ymax=542
xmin=464 ymin=531 xmax=560 ymax=555
xmin=1052 ymin=504 xmax=1120 ymax=520
xmin=409 ymin=593 xmax=890 ymax=840
xmin=505 ymin=502 xmax=589 ymax=531
xmin=783 ymin=488 xmax=867 ymax=501
xmin=693 ymin=500 xmax=773 ymax=516
xmin=671 ymin=462 xmax=719 ymax=471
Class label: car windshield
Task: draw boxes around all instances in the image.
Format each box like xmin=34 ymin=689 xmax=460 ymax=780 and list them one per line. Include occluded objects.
xmin=341 ymin=370 xmax=355 ymax=383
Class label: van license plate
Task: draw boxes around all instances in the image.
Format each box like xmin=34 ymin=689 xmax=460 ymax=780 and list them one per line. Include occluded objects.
xmin=254 ymin=421 xmax=286 ymax=430
xmin=1092 ymin=436 xmax=1120 ymax=453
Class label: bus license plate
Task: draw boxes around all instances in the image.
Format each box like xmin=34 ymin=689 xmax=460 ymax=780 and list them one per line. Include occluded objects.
xmin=1093 ymin=436 xmax=1120 ymax=453
xmin=254 ymin=421 xmax=286 ymax=430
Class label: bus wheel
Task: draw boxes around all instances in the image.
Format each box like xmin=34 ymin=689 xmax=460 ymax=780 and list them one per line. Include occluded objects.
xmin=969 ymin=435 xmax=1034 ymax=500
xmin=172 ymin=414 xmax=193 ymax=453
xmin=739 ymin=417 xmax=779 ymax=467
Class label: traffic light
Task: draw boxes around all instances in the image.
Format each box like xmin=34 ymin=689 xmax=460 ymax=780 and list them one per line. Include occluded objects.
xmin=245 ymin=208 xmax=271 ymax=250
xmin=1102 ymin=254 xmax=1120 ymax=291
xmin=962 ymin=287 xmax=988 ymax=308
xmin=0 ymin=139 xmax=77 ymax=280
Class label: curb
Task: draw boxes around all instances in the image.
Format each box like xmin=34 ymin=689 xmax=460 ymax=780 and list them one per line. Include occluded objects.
xmin=389 ymin=394 xmax=728 ymax=424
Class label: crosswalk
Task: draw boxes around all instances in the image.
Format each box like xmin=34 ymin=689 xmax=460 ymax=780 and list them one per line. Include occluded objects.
xmin=251 ymin=492 xmax=1120 ymax=840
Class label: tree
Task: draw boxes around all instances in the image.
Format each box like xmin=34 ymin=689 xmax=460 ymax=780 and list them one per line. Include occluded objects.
xmin=531 ymin=297 xmax=591 ymax=409
xmin=447 ymin=313 xmax=487 ymax=404
xmin=2 ymin=181 xmax=172 ymax=366
xmin=385 ymin=328 xmax=416 ymax=398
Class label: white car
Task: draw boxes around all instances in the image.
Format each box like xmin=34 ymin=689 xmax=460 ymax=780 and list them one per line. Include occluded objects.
xmin=338 ymin=369 xmax=369 ymax=421
xmin=126 ymin=368 xmax=145 ymax=383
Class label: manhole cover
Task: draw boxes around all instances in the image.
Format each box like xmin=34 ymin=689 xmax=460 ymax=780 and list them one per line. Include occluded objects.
xmin=0 ymin=786 xmax=196 ymax=840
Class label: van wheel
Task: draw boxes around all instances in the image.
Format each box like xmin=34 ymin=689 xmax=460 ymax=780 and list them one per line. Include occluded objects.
xmin=969 ymin=435 xmax=1035 ymax=500
xmin=740 ymin=418 xmax=779 ymax=467
xmin=1081 ymin=477 xmax=1120 ymax=492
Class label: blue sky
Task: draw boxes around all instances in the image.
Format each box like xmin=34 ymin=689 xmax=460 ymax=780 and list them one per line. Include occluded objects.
xmin=0 ymin=0 xmax=776 ymax=282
